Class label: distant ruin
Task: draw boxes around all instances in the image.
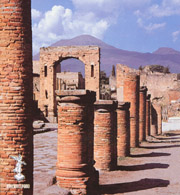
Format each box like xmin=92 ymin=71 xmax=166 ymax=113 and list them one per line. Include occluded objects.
xmin=38 ymin=46 xmax=100 ymax=122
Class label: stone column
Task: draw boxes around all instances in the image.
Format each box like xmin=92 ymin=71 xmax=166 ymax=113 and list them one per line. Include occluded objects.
xmin=0 ymin=1 xmax=33 ymax=194
xmin=56 ymin=90 xmax=98 ymax=195
xmin=146 ymin=94 xmax=151 ymax=137
xmin=116 ymin=65 xmax=140 ymax=148
xmin=94 ymin=100 xmax=117 ymax=171
xmin=139 ymin=86 xmax=147 ymax=142
xmin=116 ymin=102 xmax=130 ymax=158
xmin=153 ymin=104 xmax=162 ymax=135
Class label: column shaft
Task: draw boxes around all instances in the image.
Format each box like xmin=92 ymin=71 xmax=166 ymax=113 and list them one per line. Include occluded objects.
xmin=146 ymin=95 xmax=151 ymax=136
xmin=0 ymin=0 xmax=33 ymax=194
xmin=56 ymin=90 xmax=98 ymax=195
xmin=94 ymin=100 xmax=117 ymax=171
xmin=139 ymin=87 xmax=147 ymax=142
xmin=116 ymin=102 xmax=130 ymax=157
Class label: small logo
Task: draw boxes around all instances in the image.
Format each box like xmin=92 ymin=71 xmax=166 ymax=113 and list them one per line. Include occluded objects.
xmin=10 ymin=154 xmax=26 ymax=181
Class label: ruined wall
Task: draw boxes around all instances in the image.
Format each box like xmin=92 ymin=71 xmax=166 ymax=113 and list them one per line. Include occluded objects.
xmin=33 ymin=60 xmax=40 ymax=75
xmin=56 ymin=72 xmax=85 ymax=90
xmin=140 ymin=72 xmax=180 ymax=104
xmin=0 ymin=0 xmax=33 ymax=194
xmin=39 ymin=46 xmax=100 ymax=122
xmin=33 ymin=75 xmax=40 ymax=101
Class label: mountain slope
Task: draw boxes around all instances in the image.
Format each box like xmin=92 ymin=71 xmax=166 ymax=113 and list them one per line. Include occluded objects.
xmin=33 ymin=35 xmax=180 ymax=75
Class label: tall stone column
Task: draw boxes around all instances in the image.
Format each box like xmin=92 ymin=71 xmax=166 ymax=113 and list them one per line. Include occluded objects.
xmin=0 ymin=1 xmax=33 ymax=194
xmin=56 ymin=90 xmax=98 ymax=195
xmin=146 ymin=94 xmax=151 ymax=137
xmin=94 ymin=100 xmax=117 ymax=171
xmin=139 ymin=86 xmax=147 ymax=142
xmin=116 ymin=65 xmax=140 ymax=148
xmin=116 ymin=102 xmax=130 ymax=158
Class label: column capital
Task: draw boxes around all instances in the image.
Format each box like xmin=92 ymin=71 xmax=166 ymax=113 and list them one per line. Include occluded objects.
xmin=117 ymin=102 xmax=130 ymax=110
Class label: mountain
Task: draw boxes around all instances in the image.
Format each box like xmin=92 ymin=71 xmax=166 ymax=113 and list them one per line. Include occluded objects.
xmin=33 ymin=35 xmax=180 ymax=75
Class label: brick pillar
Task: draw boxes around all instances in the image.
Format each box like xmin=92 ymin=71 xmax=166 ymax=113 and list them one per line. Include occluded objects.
xmin=151 ymin=103 xmax=158 ymax=136
xmin=116 ymin=66 xmax=140 ymax=147
xmin=94 ymin=100 xmax=117 ymax=171
xmin=116 ymin=102 xmax=130 ymax=157
xmin=153 ymin=104 xmax=162 ymax=135
xmin=139 ymin=86 xmax=147 ymax=142
xmin=56 ymin=90 xmax=98 ymax=195
xmin=0 ymin=1 xmax=33 ymax=194
xmin=146 ymin=94 xmax=151 ymax=137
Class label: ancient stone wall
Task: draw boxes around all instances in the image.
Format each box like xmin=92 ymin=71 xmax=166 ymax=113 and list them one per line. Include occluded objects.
xmin=140 ymin=72 xmax=180 ymax=105
xmin=0 ymin=0 xmax=33 ymax=194
xmin=39 ymin=46 xmax=100 ymax=122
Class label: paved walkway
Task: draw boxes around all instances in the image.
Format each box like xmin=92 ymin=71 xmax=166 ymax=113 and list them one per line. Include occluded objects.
xmin=34 ymin=130 xmax=180 ymax=194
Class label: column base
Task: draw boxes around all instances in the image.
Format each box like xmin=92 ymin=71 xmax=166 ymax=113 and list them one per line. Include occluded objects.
xmin=56 ymin=169 xmax=99 ymax=195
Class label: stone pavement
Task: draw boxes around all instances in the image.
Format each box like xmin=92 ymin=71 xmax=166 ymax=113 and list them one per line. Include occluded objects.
xmin=34 ymin=128 xmax=58 ymax=194
xmin=34 ymin=127 xmax=180 ymax=194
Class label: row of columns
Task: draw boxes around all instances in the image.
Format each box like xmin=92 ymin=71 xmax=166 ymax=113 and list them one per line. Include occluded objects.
xmin=55 ymin=89 xmax=162 ymax=194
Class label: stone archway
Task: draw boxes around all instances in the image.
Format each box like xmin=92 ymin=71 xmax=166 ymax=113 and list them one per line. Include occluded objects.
xmin=39 ymin=46 xmax=100 ymax=122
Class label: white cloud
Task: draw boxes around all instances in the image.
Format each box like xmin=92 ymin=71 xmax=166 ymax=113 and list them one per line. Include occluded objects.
xmin=136 ymin=0 xmax=180 ymax=19
xmin=172 ymin=31 xmax=180 ymax=42
xmin=137 ymin=17 xmax=166 ymax=32
xmin=144 ymin=22 xmax=166 ymax=32
xmin=31 ymin=9 xmax=42 ymax=20
xmin=31 ymin=0 xmax=156 ymax=55
xmin=32 ymin=5 xmax=110 ymax=54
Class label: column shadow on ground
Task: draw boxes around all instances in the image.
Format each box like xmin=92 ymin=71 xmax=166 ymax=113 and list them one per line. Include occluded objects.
xmin=130 ymin=152 xmax=171 ymax=158
xmin=117 ymin=163 xmax=169 ymax=171
xmin=141 ymin=144 xmax=180 ymax=149
xmin=148 ymin=140 xmax=180 ymax=144
xmin=157 ymin=137 xmax=180 ymax=140
xmin=99 ymin=178 xmax=170 ymax=194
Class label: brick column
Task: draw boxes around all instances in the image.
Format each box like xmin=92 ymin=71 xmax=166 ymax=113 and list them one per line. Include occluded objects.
xmin=116 ymin=65 xmax=140 ymax=148
xmin=116 ymin=102 xmax=130 ymax=157
xmin=56 ymin=90 xmax=98 ymax=195
xmin=153 ymin=104 xmax=162 ymax=135
xmin=94 ymin=100 xmax=117 ymax=171
xmin=146 ymin=94 xmax=151 ymax=137
xmin=151 ymin=104 xmax=158 ymax=136
xmin=0 ymin=1 xmax=33 ymax=194
xmin=139 ymin=86 xmax=147 ymax=142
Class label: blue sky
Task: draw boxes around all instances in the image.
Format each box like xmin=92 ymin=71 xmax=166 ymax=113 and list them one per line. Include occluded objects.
xmin=31 ymin=0 xmax=180 ymax=55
